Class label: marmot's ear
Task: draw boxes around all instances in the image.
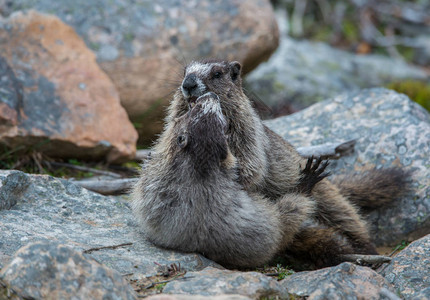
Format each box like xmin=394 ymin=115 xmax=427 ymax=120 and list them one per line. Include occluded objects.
xmin=229 ymin=61 xmax=241 ymax=81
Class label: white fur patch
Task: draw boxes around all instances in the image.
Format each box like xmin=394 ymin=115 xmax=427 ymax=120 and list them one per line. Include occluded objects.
xmin=186 ymin=61 xmax=224 ymax=78
xmin=193 ymin=93 xmax=226 ymax=128
xmin=194 ymin=77 xmax=206 ymax=95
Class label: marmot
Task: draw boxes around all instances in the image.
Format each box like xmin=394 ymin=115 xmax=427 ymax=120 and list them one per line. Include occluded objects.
xmin=132 ymin=59 xmax=409 ymax=269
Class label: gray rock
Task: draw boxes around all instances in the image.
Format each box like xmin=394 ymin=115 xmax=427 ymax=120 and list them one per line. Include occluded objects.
xmin=1 ymin=0 xmax=279 ymax=135
xmin=163 ymin=267 xmax=287 ymax=299
xmin=281 ymin=262 xmax=396 ymax=300
xmin=413 ymin=36 xmax=430 ymax=67
xmin=146 ymin=295 xmax=251 ymax=300
xmin=265 ymin=88 xmax=430 ymax=246
xmin=0 ymin=241 xmax=137 ymax=300
xmin=0 ymin=170 xmax=30 ymax=210
xmin=0 ymin=170 xmax=215 ymax=276
xmin=413 ymin=288 xmax=430 ymax=300
xmin=0 ymin=12 xmax=138 ymax=163
xmin=378 ymin=234 xmax=430 ymax=299
xmin=246 ymin=13 xmax=428 ymax=111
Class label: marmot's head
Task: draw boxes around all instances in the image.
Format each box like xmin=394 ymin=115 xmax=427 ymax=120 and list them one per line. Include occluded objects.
xmin=172 ymin=60 xmax=246 ymax=121
xmin=170 ymin=92 xmax=232 ymax=178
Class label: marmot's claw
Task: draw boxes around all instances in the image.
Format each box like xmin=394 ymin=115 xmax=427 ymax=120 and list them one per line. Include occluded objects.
xmin=298 ymin=156 xmax=330 ymax=195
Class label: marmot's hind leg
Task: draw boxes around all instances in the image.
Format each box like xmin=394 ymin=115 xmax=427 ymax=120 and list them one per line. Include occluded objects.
xmin=275 ymin=193 xmax=316 ymax=249
xmin=283 ymin=225 xmax=354 ymax=270
xmin=311 ymin=180 xmax=378 ymax=254
xmin=295 ymin=157 xmax=376 ymax=255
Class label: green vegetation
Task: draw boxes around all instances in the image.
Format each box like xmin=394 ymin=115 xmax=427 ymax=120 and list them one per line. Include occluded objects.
xmin=274 ymin=264 xmax=295 ymax=280
xmin=257 ymin=263 xmax=295 ymax=281
xmin=277 ymin=0 xmax=424 ymax=63
xmin=124 ymin=32 xmax=135 ymax=42
xmin=342 ymin=20 xmax=359 ymax=43
xmin=0 ymin=145 xmax=138 ymax=179
xmin=394 ymin=240 xmax=410 ymax=252
xmin=154 ymin=282 xmax=167 ymax=291
xmin=387 ymin=81 xmax=430 ymax=112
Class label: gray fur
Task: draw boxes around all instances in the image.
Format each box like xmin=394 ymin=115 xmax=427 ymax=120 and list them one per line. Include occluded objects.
xmin=132 ymin=95 xmax=288 ymax=268
xmin=132 ymin=60 xmax=410 ymax=269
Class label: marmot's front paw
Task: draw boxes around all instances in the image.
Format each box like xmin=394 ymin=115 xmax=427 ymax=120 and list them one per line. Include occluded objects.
xmin=190 ymin=92 xmax=220 ymax=110
xmin=197 ymin=92 xmax=219 ymax=101
xmin=297 ymin=156 xmax=330 ymax=195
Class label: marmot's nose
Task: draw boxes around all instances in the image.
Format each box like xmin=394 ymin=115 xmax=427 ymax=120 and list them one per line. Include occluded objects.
xmin=182 ymin=74 xmax=198 ymax=95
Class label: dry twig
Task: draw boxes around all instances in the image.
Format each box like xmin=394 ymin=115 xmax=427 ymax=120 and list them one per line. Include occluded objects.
xmin=135 ymin=149 xmax=152 ymax=161
xmin=296 ymin=140 xmax=356 ymax=159
xmin=83 ymin=242 xmax=133 ymax=254
xmin=46 ymin=161 xmax=122 ymax=178
xmin=72 ymin=178 xmax=138 ymax=195
xmin=142 ymin=272 xmax=187 ymax=290
xmin=341 ymin=254 xmax=392 ymax=265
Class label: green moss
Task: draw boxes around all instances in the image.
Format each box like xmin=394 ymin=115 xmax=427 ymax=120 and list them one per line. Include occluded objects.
xmin=397 ymin=46 xmax=415 ymax=62
xmin=154 ymin=282 xmax=167 ymax=291
xmin=89 ymin=42 xmax=100 ymax=51
xmin=312 ymin=27 xmax=332 ymax=42
xmin=68 ymin=158 xmax=82 ymax=166
xmin=386 ymin=80 xmax=430 ymax=112
xmin=342 ymin=20 xmax=359 ymax=42
xmin=122 ymin=161 xmax=141 ymax=174
xmin=124 ymin=32 xmax=135 ymax=42
xmin=393 ymin=240 xmax=410 ymax=251
xmin=273 ymin=81 xmax=286 ymax=92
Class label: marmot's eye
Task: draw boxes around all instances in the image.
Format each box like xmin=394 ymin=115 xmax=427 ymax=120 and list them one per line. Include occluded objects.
xmin=177 ymin=134 xmax=188 ymax=148
xmin=213 ymin=72 xmax=222 ymax=79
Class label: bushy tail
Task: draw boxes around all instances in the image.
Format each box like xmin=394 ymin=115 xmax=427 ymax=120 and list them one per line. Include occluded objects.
xmin=331 ymin=168 xmax=411 ymax=209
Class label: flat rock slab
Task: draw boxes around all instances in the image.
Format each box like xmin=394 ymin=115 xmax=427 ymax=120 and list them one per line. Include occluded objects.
xmin=265 ymin=88 xmax=430 ymax=246
xmin=378 ymin=234 xmax=430 ymax=299
xmin=162 ymin=267 xmax=287 ymax=299
xmin=0 ymin=11 xmax=137 ymax=162
xmin=0 ymin=241 xmax=137 ymax=299
xmin=0 ymin=170 xmax=214 ymax=277
xmin=281 ymin=262 xmax=396 ymax=299
xmin=146 ymin=295 xmax=251 ymax=300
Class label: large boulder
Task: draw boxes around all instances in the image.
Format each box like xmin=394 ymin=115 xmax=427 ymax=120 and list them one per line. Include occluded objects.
xmin=0 ymin=242 xmax=137 ymax=300
xmin=0 ymin=11 xmax=138 ymax=162
xmin=146 ymin=296 xmax=251 ymax=300
xmin=265 ymin=88 xmax=430 ymax=246
xmin=162 ymin=267 xmax=287 ymax=299
xmin=378 ymin=234 xmax=430 ymax=299
xmin=2 ymin=0 xmax=280 ymax=143
xmin=245 ymin=12 xmax=428 ymax=112
xmin=280 ymin=262 xmax=396 ymax=299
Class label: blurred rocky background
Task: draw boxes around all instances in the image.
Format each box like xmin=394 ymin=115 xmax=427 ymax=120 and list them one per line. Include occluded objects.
xmin=249 ymin=0 xmax=430 ymax=117
xmin=0 ymin=0 xmax=429 ymax=156
xmin=0 ymin=1 xmax=429 ymax=299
